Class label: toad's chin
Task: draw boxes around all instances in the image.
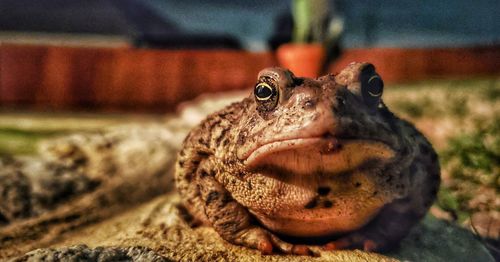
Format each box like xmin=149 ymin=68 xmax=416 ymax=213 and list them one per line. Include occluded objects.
xmin=235 ymin=137 xmax=397 ymax=237
xmin=244 ymin=137 xmax=396 ymax=176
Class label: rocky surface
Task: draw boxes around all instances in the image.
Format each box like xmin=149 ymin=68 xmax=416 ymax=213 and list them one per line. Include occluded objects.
xmin=8 ymin=195 xmax=494 ymax=262
xmin=0 ymin=123 xmax=184 ymax=259
xmin=0 ymin=91 xmax=495 ymax=261
xmin=10 ymin=245 xmax=172 ymax=262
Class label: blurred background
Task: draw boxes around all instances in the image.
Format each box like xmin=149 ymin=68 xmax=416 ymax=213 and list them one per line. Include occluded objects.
xmin=0 ymin=0 xmax=499 ymax=258
xmin=1 ymin=0 xmax=499 ymax=111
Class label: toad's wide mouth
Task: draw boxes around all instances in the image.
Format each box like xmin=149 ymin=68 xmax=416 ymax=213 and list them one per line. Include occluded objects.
xmin=245 ymin=137 xmax=395 ymax=175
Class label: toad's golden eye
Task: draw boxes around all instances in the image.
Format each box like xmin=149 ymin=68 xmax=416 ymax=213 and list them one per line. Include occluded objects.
xmin=254 ymin=82 xmax=276 ymax=101
xmin=367 ymin=75 xmax=383 ymax=97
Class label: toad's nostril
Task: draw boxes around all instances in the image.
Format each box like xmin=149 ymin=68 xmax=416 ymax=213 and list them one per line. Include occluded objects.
xmin=332 ymin=96 xmax=345 ymax=113
xmin=293 ymin=77 xmax=304 ymax=87
xmin=304 ymin=99 xmax=316 ymax=109
xmin=335 ymin=96 xmax=345 ymax=106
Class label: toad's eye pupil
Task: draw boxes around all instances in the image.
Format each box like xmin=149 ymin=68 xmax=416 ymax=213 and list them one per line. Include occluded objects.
xmin=367 ymin=75 xmax=383 ymax=97
xmin=255 ymin=83 xmax=274 ymax=100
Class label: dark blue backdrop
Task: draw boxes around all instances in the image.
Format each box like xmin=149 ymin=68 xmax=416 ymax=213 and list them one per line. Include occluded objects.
xmin=1 ymin=0 xmax=499 ymax=50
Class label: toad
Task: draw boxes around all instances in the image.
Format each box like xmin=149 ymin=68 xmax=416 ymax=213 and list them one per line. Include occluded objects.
xmin=175 ymin=62 xmax=440 ymax=255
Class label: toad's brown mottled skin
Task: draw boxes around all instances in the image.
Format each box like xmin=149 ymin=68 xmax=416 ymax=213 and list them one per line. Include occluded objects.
xmin=175 ymin=63 xmax=440 ymax=255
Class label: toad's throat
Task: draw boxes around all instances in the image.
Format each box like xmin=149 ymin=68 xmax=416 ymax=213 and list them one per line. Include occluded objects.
xmin=245 ymin=138 xmax=395 ymax=176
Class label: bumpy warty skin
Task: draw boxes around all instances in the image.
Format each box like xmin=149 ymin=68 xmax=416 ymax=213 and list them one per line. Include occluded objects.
xmin=175 ymin=62 xmax=440 ymax=255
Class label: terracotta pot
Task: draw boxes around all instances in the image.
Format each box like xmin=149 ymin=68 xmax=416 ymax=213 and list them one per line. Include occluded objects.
xmin=276 ymin=43 xmax=325 ymax=78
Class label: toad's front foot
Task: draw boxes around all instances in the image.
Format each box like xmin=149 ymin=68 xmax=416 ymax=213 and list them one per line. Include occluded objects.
xmin=323 ymin=233 xmax=380 ymax=252
xmin=197 ymin=170 xmax=315 ymax=256
xmin=235 ymin=226 xmax=314 ymax=256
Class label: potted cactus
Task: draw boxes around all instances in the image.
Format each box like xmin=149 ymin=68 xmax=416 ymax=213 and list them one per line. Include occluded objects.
xmin=277 ymin=0 xmax=342 ymax=78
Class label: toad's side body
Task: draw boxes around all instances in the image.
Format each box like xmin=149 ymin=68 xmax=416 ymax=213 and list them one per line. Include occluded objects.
xmin=175 ymin=63 xmax=440 ymax=255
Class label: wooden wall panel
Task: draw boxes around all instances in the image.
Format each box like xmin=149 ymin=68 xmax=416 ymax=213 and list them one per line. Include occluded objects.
xmin=1 ymin=43 xmax=499 ymax=112
xmin=0 ymin=45 xmax=47 ymax=105
xmin=0 ymin=44 xmax=276 ymax=111
xmin=329 ymin=46 xmax=500 ymax=83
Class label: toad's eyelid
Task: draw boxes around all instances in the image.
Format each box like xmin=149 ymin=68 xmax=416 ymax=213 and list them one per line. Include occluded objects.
xmin=258 ymin=76 xmax=279 ymax=91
